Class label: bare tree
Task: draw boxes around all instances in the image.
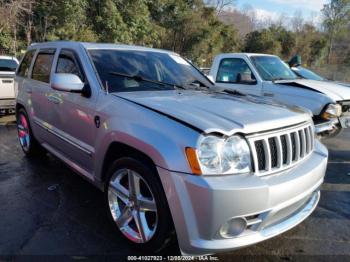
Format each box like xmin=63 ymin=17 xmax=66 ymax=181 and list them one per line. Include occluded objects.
xmin=217 ymin=4 xmax=257 ymax=36
xmin=241 ymin=4 xmax=258 ymax=31
xmin=24 ymin=0 xmax=34 ymax=45
xmin=322 ymin=0 xmax=350 ymax=63
xmin=0 ymin=0 xmax=35 ymax=54
xmin=0 ymin=2 xmax=11 ymax=33
xmin=204 ymin=0 xmax=236 ymax=14
xmin=275 ymin=12 xmax=288 ymax=28
xmin=291 ymin=10 xmax=304 ymax=32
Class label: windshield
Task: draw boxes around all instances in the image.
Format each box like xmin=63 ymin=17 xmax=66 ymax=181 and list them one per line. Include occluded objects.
xmin=293 ymin=66 xmax=325 ymax=81
xmin=250 ymin=56 xmax=297 ymax=81
xmin=88 ymin=49 xmax=213 ymax=92
xmin=0 ymin=59 xmax=18 ymax=72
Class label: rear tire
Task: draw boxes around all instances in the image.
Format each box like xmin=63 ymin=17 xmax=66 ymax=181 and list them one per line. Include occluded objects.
xmin=16 ymin=108 xmax=45 ymax=157
xmin=104 ymin=157 xmax=175 ymax=253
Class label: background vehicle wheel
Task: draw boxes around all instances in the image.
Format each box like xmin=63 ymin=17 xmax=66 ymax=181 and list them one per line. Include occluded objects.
xmin=105 ymin=157 xmax=175 ymax=253
xmin=16 ymin=108 xmax=45 ymax=157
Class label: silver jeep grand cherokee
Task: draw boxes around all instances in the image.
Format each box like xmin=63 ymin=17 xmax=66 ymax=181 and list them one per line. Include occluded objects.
xmin=15 ymin=41 xmax=328 ymax=255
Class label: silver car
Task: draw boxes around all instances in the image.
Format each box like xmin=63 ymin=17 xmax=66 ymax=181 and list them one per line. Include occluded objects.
xmin=15 ymin=41 xmax=328 ymax=255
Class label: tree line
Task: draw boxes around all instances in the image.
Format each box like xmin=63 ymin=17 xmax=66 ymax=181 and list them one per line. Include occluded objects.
xmin=242 ymin=0 xmax=350 ymax=66
xmin=0 ymin=0 xmax=349 ymax=67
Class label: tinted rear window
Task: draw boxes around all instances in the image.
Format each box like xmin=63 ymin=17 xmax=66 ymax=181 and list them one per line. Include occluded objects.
xmin=17 ymin=51 xmax=35 ymax=77
xmin=31 ymin=49 xmax=55 ymax=83
xmin=0 ymin=59 xmax=18 ymax=72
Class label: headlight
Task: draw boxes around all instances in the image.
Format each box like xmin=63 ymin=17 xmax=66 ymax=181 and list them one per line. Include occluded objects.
xmin=321 ymin=104 xmax=342 ymax=120
xmin=194 ymin=134 xmax=251 ymax=175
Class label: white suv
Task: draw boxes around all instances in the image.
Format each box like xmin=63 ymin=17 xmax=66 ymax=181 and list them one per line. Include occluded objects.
xmin=0 ymin=55 xmax=19 ymax=114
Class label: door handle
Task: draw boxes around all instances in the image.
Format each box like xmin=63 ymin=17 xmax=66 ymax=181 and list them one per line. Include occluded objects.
xmin=47 ymin=95 xmax=61 ymax=104
xmin=264 ymin=93 xmax=274 ymax=97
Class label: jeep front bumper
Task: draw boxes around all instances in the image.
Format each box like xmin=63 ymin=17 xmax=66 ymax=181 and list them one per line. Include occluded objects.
xmin=157 ymin=140 xmax=328 ymax=255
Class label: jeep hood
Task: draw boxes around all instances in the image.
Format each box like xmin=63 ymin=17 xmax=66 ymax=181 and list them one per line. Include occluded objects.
xmin=114 ymin=90 xmax=310 ymax=135
xmin=275 ymin=79 xmax=350 ymax=101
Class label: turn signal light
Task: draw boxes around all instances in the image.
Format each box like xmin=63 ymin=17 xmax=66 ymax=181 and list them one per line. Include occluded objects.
xmin=185 ymin=147 xmax=202 ymax=175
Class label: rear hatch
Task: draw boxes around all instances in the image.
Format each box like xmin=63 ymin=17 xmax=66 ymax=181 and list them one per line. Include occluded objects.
xmin=0 ymin=72 xmax=16 ymax=99
xmin=0 ymin=57 xmax=18 ymax=99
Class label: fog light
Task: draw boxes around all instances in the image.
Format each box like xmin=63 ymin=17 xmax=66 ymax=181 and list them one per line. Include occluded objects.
xmin=220 ymin=217 xmax=247 ymax=238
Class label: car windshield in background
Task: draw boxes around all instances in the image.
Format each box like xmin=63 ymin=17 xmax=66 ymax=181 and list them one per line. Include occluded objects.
xmin=0 ymin=59 xmax=18 ymax=72
xmin=250 ymin=56 xmax=297 ymax=81
xmin=88 ymin=49 xmax=212 ymax=92
xmin=293 ymin=66 xmax=325 ymax=81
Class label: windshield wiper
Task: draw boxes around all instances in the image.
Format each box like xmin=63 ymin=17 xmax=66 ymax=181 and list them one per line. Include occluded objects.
xmin=221 ymin=89 xmax=245 ymax=96
xmin=109 ymin=71 xmax=186 ymax=90
xmin=186 ymin=79 xmax=211 ymax=90
xmin=271 ymin=77 xmax=298 ymax=82
xmin=272 ymin=77 xmax=287 ymax=82
xmin=211 ymin=86 xmax=245 ymax=96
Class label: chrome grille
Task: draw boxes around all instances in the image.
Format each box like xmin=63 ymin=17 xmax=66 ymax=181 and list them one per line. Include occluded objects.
xmin=247 ymin=122 xmax=314 ymax=176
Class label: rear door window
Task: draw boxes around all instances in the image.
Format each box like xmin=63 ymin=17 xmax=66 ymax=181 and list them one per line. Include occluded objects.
xmin=31 ymin=49 xmax=56 ymax=83
xmin=17 ymin=50 xmax=35 ymax=77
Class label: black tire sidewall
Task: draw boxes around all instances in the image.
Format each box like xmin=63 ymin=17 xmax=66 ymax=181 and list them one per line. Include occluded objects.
xmin=104 ymin=157 xmax=174 ymax=253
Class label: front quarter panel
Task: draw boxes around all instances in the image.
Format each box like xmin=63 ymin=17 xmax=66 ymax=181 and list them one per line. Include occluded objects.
xmin=94 ymin=93 xmax=200 ymax=181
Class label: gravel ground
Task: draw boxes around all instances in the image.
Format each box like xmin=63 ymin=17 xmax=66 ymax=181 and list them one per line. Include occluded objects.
xmin=0 ymin=114 xmax=349 ymax=261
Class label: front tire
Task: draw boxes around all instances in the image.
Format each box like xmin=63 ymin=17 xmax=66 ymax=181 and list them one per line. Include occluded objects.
xmin=105 ymin=157 xmax=175 ymax=253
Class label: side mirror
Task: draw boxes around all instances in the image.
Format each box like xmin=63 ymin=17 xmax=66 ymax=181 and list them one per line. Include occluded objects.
xmin=51 ymin=73 xmax=84 ymax=92
xmin=236 ymin=73 xmax=257 ymax=85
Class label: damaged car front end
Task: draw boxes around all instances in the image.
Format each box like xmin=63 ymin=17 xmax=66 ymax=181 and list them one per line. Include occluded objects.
xmin=209 ymin=53 xmax=350 ymax=138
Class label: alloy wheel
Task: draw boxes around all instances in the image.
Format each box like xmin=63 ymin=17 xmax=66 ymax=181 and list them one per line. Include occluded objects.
xmin=108 ymin=168 xmax=158 ymax=243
